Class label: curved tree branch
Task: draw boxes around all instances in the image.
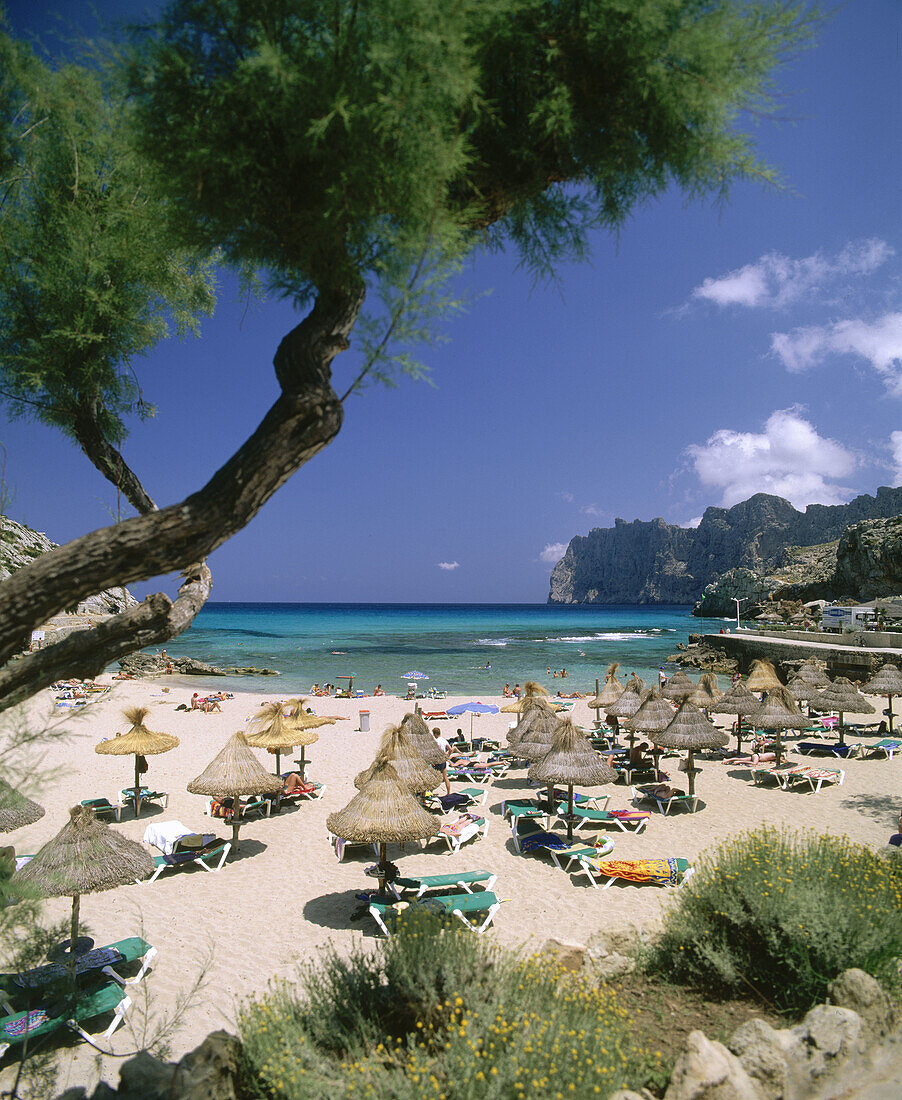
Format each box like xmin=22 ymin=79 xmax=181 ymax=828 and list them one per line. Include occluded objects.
xmin=71 ymin=397 xmax=157 ymax=515
xmin=0 ymin=284 xmax=363 ymax=676
xmin=0 ymin=562 xmax=211 ymax=712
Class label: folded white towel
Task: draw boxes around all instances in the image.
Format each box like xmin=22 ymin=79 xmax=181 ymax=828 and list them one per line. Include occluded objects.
xmin=143 ymin=820 xmax=191 ymax=855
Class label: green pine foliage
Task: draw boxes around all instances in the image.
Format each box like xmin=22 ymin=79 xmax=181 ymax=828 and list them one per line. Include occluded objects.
xmin=646 ymin=826 xmax=902 ymax=1014
xmin=0 ymin=29 xmax=216 ymax=447
xmin=238 ymin=907 xmax=659 ymax=1098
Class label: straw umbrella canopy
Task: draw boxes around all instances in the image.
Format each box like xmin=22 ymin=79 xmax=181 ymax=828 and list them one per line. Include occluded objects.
xmin=514 ymin=706 xmax=563 ymax=761
xmin=709 ymin=681 xmax=762 ymax=752
xmin=755 ymin=686 xmax=809 ymax=765
xmin=786 ymin=674 xmax=823 ymax=719
xmin=528 ymin=720 xmax=619 ymax=842
xmin=17 ymin=805 xmax=154 ymax=979
xmin=187 ymin=731 xmax=282 ymax=847
xmin=661 ymin=668 xmax=696 ymax=702
xmin=507 ymin=696 xmax=558 ymax=746
xmin=0 ymin=779 xmax=44 ymax=832
xmin=604 ymin=681 xmax=646 ymax=742
xmin=285 ymin=698 xmax=337 ymax=779
xmin=400 ymin=711 xmax=445 ymax=767
xmin=863 ymin=664 xmax=902 ymax=734
xmin=623 ymin=688 xmax=676 ymax=771
xmin=354 ymin=725 xmax=443 ymax=794
xmin=586 ymin=663 xmax=623 ymax=712
xmin=811 ymin=677 xmax=876 ymax=745
xmin=327 ymin=759 xmax=438 ymax=898
xmin=795 ymin=660 xmax=831 ymax=689
xmin=95 ymin=707 xmax=179 ymax=816
xmin=501 ymin=680 xmax=550 ymax=714
xmin=690 ymin=673 xmax=723 ymax=715
xmin=246 ymin=700 xmax=333 ymax=779
xmin=650 ymin=701 xmax=727 ymax=798
xmin=744 ymin=659 xmax=783 ymax=694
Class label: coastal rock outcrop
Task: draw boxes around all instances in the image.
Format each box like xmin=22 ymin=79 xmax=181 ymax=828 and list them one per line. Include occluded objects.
xmin=548 ymin=487 xmax=902 ymax=607
xmin=118 ymin=653 xmax=280 ymax=677
xmin=1 ymin=514 xmax=136 ymax=616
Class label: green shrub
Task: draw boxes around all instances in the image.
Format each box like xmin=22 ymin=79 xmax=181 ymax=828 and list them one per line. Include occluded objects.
xmin=646 ymin=826 xmax=902 ymax=1014
xmin=239 ymin=907 xmax=660 ymax=1099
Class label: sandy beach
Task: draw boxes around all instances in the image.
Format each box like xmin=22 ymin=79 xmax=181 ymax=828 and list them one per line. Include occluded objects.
xmin=2 ymin=677 xmax=897 ymax=1095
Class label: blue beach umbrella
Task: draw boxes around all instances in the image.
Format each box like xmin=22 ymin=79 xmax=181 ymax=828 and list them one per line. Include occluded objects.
xmin=402 ymin=671 xmax=429 ymax=680
xmin=446 ymin=701 xmax=500 ymax=739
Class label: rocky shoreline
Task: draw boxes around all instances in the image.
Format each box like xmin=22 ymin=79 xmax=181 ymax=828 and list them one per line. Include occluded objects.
xmin=118 ymin=653 xmax=280 ymax=678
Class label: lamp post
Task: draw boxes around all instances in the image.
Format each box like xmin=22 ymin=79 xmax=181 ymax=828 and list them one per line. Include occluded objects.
xmin=734 ymin=597 xmax=747 ymax=631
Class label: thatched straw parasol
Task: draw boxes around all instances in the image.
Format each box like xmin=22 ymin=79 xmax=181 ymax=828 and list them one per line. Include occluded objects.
xmin=650 ymin=701 xmax=727 ymax=798
xmin=587 ymin=663 xmax=623 ymax=712
xmin=811 ymin=677 xmax=875 ymax=745
xmin=744 ymin=659 xmax=783 ymax=694
xmin=623 ymin=688 xmax=676 ymax=770
xmin=327 ymin=760 xmax=437 ymax=897
xmin=400 ymin=711 xmax=445 ymax=766
xmin=795 ymin=659 xmax=831 ymax=688
xmin=285 ymin=698 xmax=336 ymax=779
xmin=17 ymin=805 xmax=154 ymax=978
xmin=528 ymin=720 xmax=619 ymax=842
xmin=501 ymin=680 xmax=551 ymax=714
xmin=95 ymin=707 xmax=179 ymax=817
xmin=354 ymin=725 xmax=443 ymax=794
xmin=604 ymin=681 xmax=647 ymax=741
xmin=187 ymin=732 xmax=282 ymax=848
xmin=690 ymin=673 xmax=723 ymax=715
xmin=661 ymin=669 xmax=696 ymax=702
xmin=755 ymin=686 xmax=809 ymax=765
xmin=709 ymin=681 xmax=762 ymax=752
xmin=0 ymin=779 xmax=44 ymax=833
xmin=507 ymin=696 xmax=557 ymax=746
xmin=515 ymin=707 xmax=563 ymax=762
xmin=863 ymin=664 xmax=902 ymax=734
xmin=246 ymin=700 xmax=333 ymax=779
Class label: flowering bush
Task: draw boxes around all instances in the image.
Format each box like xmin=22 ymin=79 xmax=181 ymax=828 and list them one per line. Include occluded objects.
xmin=647 ymin=825 xmax=902 ymax=1013
xmin=239 ymin=907 xmax=658 ymax=1098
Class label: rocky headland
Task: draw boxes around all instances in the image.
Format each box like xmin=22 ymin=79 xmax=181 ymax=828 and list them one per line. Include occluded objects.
xmin=548 ymin=487 xmax=902 ymax=614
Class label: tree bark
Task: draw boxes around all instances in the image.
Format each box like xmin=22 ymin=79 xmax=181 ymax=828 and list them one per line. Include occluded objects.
xmin=71 ymin=398 xmax=157 ymax=515
xmin=0 ymin=284 xmax=363 ymax=707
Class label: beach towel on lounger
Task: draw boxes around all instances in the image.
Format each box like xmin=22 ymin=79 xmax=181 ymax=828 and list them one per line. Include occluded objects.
xmin=439 ymin=814 xmax=482 ymax=838
xmin=590 ymin=858 xmax=686 ymax=886
xmin=519 ymin=831 xmax=569 ymax=853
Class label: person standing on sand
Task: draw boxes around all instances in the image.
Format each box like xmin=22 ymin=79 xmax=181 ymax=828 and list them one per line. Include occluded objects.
xmin=431 ymin=727 xmax=453 ymax=795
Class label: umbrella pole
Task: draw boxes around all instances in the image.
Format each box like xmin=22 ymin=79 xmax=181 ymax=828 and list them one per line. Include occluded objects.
xmin=377 ymin=841 xmax=388 ymax=899
xmin=231 ymin=794 xmax=242 ymax=850
xmin=838 ymin=711 xmax=845 ymax=746
xmin=68 ymin=894 xmax=80 ymax=983
xmin=132 ymin=756 xmax=142 ymax=818
xmin=298 ymin=746 xmax=308 ymax=783
xmin=775 ymin=730 xmax=783 ymax=767
xmin=888 ymin=694 xmax=895 ymax=735
xmin=566 ymin=784 xmax=574 ymax=844
xmin=686 ymin=751 xmax=695 ymax=798
xmin=736 ymin=715 xmax=744 ymax=754
xmin=545 ymin=785 xmax=555 ymax=813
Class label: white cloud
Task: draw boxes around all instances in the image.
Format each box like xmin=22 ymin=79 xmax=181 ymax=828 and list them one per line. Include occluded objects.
xmin=691 ymin=239 xmax=893 ymax=310
xmin=685 ymin=409 xmax=855 ymax=509
xmin=891 ymin=432 xmax=902 ymax=486
xmin=539 ymin=542 xmax=568 ymax=563
xmin=579 ymin=504 xmax=605 ymax=517
xmin=771 ymin=311 xmax=902 ymax=394
xmin=437 ymin=561 xmax=459 ymax=571
xmin=560 ymin=491 xmax=574 ymax=503
xmin=682 ymin=516 xmax=704 ymax=529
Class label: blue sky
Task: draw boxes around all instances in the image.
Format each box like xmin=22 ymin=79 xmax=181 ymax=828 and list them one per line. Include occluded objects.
xmin=3 ymin=1 xmax=901 ymax=603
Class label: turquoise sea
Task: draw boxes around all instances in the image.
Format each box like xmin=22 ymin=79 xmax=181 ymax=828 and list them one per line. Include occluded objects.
xmin=167 ymin=603 xmax=701 ymax=696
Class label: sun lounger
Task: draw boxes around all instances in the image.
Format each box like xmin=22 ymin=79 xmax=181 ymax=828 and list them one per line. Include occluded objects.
xmin=143 ymin=821 xmax=230 ymax=881
xmin=788 ymin=767 xmax=845 ymax=793
xmin=421 ymin=711 xmax=450 ymax=721
xmin=0 ymin=981 xmax=131 ymax=1058
xmin=554 ymin=802 xmax=650 ymax=833
xmin=866 ymin=739 xmax=902 ymax=760
xmin=631 ymin=785 xmax=699 ymax=815
xmin=80 ymin=797 xmax=123 ymax=822
xmin=425 ymin=786 xmax=491 ymax=814
xmin=432 ymin=814 xmax=489 ymax=854
xmin=328 ymin=833 xmax=378 ymax=862
xmin=0 ymin=938 xmax=156 ymax=1013
xmin=796 ymin=741 xmax=858 ymax=758
xmin=391 ymin=869 xmax=497 ymax=899
xmin=574 ymin=856 xmax=693 ymax=890
xmin=749 ymin=764 xmax=808 ymax=788
xmin=120 ymin=787 xmax=169 ymax=814
xmin=510 ymin=817 xmax=614 ymax=869
xmin=202 ymin=795 xmax=271 ymax=820
xmin=369 ymin=891 xmax=502 ymax=936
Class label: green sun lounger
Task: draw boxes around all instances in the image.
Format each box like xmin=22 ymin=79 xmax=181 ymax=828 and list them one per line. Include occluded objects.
xmin=554 ymin=802 xmax=650 ymax=833
xmin=511 ymin=817 xmax=614 ymax=870
xmin=574 ymin=856 xmax=694 ymax=891
xmin=391 ymin=869 xmax=497 ymax=898
xmin=0 ymin=937 xmax=156 ymax=1014
xmin=79 ymin=797 xmax=123 ymax=822
xmin=369 ymin=890 xmax=502 ymax=936
xmin=0 ymin=980 xmax=131 ymax=1058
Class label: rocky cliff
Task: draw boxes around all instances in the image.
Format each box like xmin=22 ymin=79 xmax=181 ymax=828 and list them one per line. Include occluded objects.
xmin=548 ymin=486 xmax=902 ymax=606
xmin=0 ymin=515 xmax=136 ymax=616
